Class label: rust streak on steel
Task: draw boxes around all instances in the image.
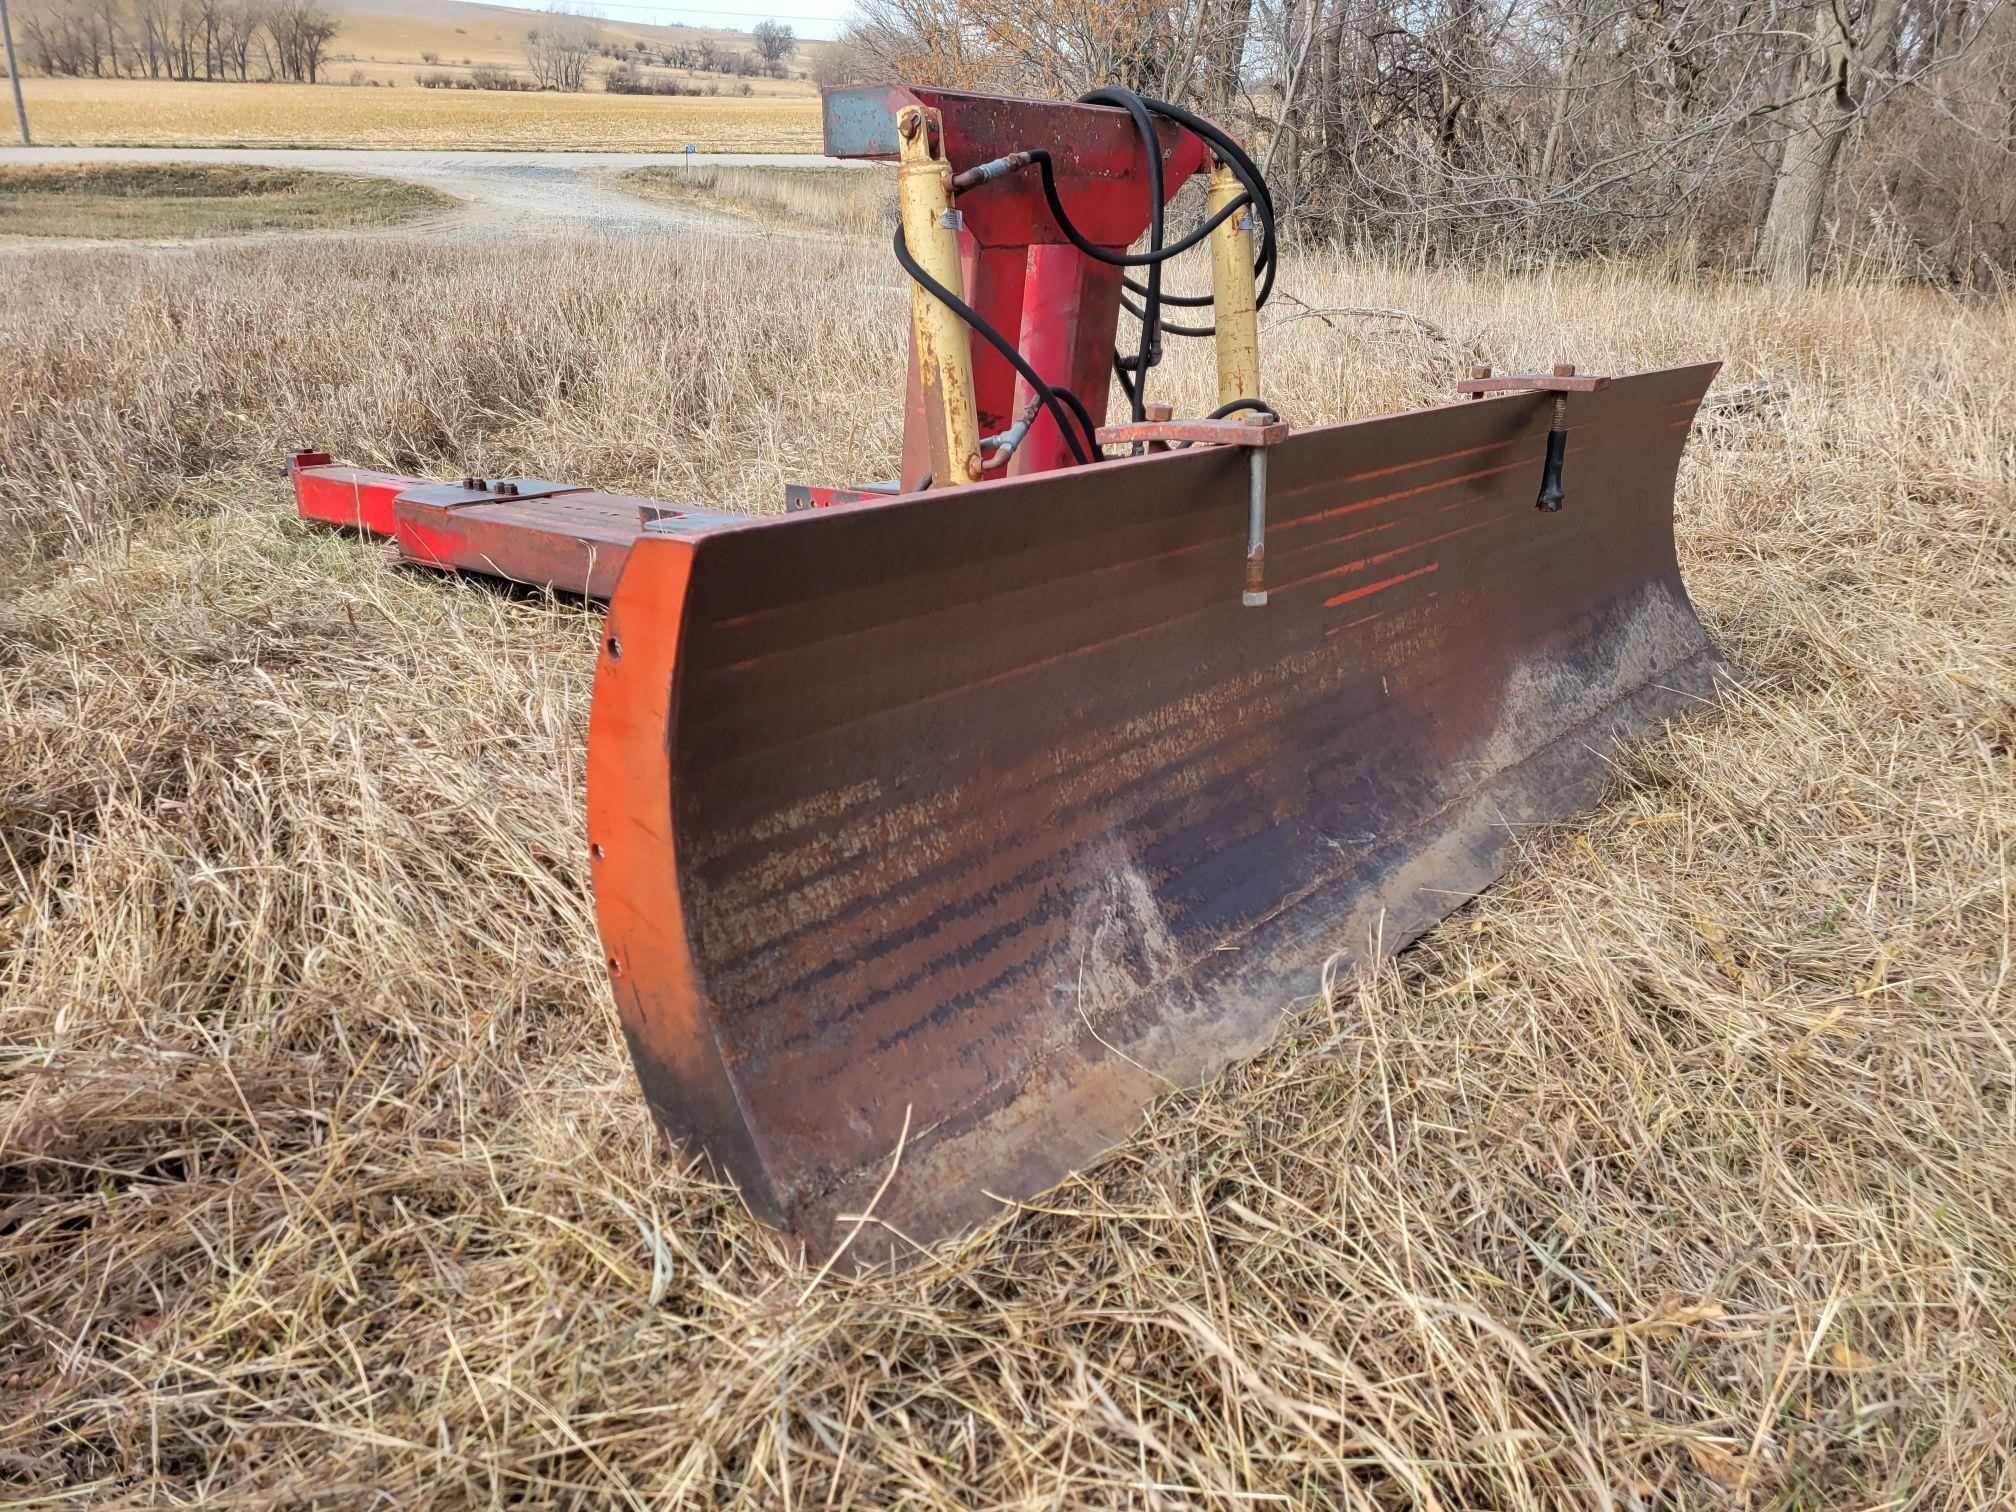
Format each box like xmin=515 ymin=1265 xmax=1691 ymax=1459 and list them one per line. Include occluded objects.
xmin=1455 ymin=372 xmax=1613 ymax=395
xmin=1096 ymin=417 xmax=1290 ymax=449
xmin=1324 ymin=561 xmax=1441 ymax=609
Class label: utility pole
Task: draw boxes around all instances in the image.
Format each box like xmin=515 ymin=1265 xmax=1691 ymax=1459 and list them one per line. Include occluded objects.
xmin=0 ymin=0 xmax=29 ymax=146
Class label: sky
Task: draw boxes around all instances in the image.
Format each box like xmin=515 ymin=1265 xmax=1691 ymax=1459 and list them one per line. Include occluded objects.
xmin=480 ymin=0 xmax=856 ymax=41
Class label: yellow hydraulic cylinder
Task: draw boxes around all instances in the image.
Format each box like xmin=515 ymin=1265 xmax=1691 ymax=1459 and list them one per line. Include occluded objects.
xmin=896 ymin=105 xmax=982 ymax=488
xmin=1206 ymin=161 xmax=1260 ymax=408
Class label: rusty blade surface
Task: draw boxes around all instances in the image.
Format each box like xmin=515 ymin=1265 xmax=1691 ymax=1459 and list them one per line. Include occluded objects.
xmin=587 ymin=362 xmax=1726 ymax=1264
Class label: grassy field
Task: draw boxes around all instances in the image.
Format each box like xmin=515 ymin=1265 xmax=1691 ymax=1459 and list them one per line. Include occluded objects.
xmin=1 ymin=228 xmax=2011 ymax=1504
xmin=620 ymin=163 xmax=893 ymax=235
xmin=0 ymin=163 xmax=451 ymax=238
xmin=17 ymin=76 xmax=823 ymax=151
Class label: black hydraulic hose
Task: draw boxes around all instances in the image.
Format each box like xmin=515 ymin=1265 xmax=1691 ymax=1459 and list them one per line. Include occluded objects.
xmin=1020 ymin=147 xmax=1250 ymax=268
xmin=1113 ymin=92 xmax=1278 ymax=339
xmin=1208 ymin=398 xmax=1277 ymax=420
xmin=1118 ymin=89 xmax=1279 ymax=294
xmin=1159 ymin=397 xmax=1279 ymax=449
xmin=952 ymin=94 xmax=1281 ymax=321
xmin=1085 ymin=87 xmax=1167 ymax=388
xmin=903 ymin=87 xmax=1284 ymax=458
xmin=1050 ymin=383 xmax=1102 ymax=458
xmin=1083 ymin=87 xmax=1279 ymax=415
xmin=1112 ymin=352 xmax=1138 ymax=416
xmin=891 ymin=223 xmax=1100 ymax=469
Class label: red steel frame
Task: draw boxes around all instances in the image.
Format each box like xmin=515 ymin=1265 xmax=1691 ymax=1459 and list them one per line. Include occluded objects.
xmin=287 ymin=453 xmax=734 ymax=599
xmin=280 ymin=84 xmax=1727 ymax=1261
xmin=286 ymin=85 xmax=1214 ymax=594
xmin=832 ymin=85 xmax=1211 ymax=483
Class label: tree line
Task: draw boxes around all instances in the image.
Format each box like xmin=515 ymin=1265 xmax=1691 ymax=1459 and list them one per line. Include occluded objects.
xmin=17 ymin=0 xmax=338 ymax=83
xmin=599 ymin=21 xmax=798 ymax=76
xmin=526 ymin=11 xmax=794 ymax=90
xmin=830 ymin=0 xmax=2014 ymax=287
xmin=13 ymin=1 xmax=797 ymax=92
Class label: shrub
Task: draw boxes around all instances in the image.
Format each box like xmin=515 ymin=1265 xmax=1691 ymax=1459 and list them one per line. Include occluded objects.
xmin=418 ymin=67 xmax=533 ymax=91
xmin=467 ymin=65 xmax=530 ymax=91
xmin=605 ymin=61 xmax=697 ymax=96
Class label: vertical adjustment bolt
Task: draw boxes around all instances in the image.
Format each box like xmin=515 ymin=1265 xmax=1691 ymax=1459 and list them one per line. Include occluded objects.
xmin=1535 ymin=364 xmax=1574 ymax=512
xmin=1243 ymin=445 xmax=1269 ymax=607
xmin=1141 ymin=402 xmax=1174 ymax=454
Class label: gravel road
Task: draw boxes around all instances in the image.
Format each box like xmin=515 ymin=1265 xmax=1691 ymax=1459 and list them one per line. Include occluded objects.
xmin=0 ymin=145 xmax=848 ymax=242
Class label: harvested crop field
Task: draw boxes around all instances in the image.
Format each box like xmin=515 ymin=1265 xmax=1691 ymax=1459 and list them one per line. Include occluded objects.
xmin=0 ymin=162 xmax=451 ymax=239
xmin=16 ymin=77 xmax=822 ymax=152
xmin=1 ymin=232 xmax=2012 ymax=1504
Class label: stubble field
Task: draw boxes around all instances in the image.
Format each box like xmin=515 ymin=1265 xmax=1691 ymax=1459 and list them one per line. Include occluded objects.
xmin=15 ymin=77 xmax=823 ymax=151
xmin=1 ymin=223 xmax=2012 ymax=1505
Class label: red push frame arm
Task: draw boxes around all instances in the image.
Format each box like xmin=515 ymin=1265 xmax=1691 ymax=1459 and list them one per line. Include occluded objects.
xmin=823 ymin=84 xmax=1215 ymax=482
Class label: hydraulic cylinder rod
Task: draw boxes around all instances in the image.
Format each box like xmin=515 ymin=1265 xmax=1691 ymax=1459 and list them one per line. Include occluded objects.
xmin=896 ymin=105 xmax=983 ymax=487
xmin=1207 ymin=160 xmax=1260 ymax=408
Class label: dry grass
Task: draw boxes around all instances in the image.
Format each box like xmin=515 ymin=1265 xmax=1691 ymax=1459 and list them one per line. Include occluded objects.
xmin=17 ymin=76 xmax=822 ymax=151
xmin=0 ymin=162 xmax=450 ymax=239
xmin=1 ymin=231 xmax=2012 ymax=1506
xmin=620 ymin=163 xmax=894 ymax=236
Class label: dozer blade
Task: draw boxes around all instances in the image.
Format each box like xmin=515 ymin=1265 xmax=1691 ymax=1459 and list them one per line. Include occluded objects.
xmin=588 ymin=362 xmax=1726 ymax=1262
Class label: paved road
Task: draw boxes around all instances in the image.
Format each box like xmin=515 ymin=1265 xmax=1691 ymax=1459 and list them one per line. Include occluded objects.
xmin=0 ymin=145 xmax=852 ymax=242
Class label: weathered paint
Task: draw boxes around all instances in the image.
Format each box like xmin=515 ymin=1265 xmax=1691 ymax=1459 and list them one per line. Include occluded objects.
xmin=288 ymin=461 xmax=743 ymax=600
xmin=896 ymin=105 xmax=983 ymax=489
xmin=822 ymin=83 xmax=1209 ymax=249
xmin=586 ymin=362 xmax=1727 ymax=1263
xmin=1206 ymin=162 xmax=1260 ymax=409
xmin=822 ymin=84 xmax=1212 ymax=489
xmin=289 ymin=454 xmax=424 ymax=537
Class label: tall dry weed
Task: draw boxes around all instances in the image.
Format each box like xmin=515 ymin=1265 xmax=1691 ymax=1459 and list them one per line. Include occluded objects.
xmin=1 ymin=233 xmax=2012 ymax=1505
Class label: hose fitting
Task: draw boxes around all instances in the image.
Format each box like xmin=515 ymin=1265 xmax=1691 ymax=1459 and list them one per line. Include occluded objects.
xmin=951 ymin=152 xmax=1035 ymax=193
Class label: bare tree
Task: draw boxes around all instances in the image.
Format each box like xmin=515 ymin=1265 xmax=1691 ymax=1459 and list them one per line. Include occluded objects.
xmin=130 ymin=0 xmax=167 ymax=74
xmin=524 ymin=4 xmax=594 ymax=89
xmin=849 ymin=0 xmax=1177 ymax=92
xmin=810 ymin=29 xmax=873 ymax=83
xmin=1756 ymin=0 xmax=1908 ymax=286
xmin=752 ymin=17 xmax=793 ymax=66
xmin=261 ymin=0 xmax=335 ymax=81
